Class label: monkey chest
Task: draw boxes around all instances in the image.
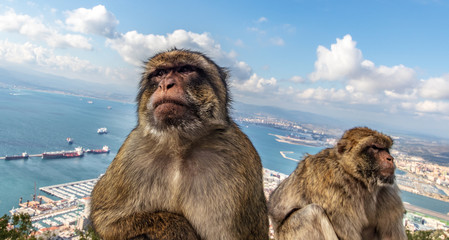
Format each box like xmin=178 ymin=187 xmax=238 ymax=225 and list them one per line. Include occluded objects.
xmin=142 ymin=151 xmax=232 ymax=211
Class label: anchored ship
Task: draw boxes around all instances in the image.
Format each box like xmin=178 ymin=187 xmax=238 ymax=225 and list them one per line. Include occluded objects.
xmin=42 ymin=147 xmax=84 ymax=159
xmin=5 ymin=152 xmax=29 ymax=160
xmin=85 ymin=146 xmax=110 ymax=154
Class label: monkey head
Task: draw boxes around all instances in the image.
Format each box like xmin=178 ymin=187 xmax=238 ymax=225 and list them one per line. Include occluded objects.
xmin=137 ymin=49 xmax=230 ymax=138
xmin=336 ymin=127 xmax=396 ymax=187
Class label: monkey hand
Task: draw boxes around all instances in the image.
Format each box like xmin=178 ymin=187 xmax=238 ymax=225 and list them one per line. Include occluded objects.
xmin=129 ymin=212 xmax=201 ymax=240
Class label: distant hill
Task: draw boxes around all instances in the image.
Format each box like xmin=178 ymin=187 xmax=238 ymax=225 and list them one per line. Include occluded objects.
xmin=231 ymin=101 xmax=349 ymax=130
xmin=0 ymin=67 xmax=135 ymax=102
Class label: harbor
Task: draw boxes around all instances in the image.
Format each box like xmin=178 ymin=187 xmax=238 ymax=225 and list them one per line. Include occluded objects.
xmin=9 ymin=177 xmax=101 ymax=237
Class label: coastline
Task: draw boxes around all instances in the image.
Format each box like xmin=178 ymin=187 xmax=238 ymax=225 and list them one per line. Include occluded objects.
xmin=5 ymin=86 xmax=134 ymax=104
xmin=398 ymin=185 xmax=449 ymax=204
xmin=403 ymin=202 xmax=449 ymax=222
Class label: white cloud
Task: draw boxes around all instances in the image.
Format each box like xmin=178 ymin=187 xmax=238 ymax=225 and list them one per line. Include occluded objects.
xmin=347 ymin=62 xmax=416 ymax=94
xmin=0 ymin=40 xmax=129 ymax=83
xmin=0 ymin=39 xmax=85 ymax=70
xmin=0 ymin=40 xmax=36 ymax=63
xmin=309 ymin=34 xmax=417 ymax=97
xmin=0 ymin=8 xmax=91 ymax=50
xmin=415 ymin=100 xmax=449 ymax=114
xmin=247 ymin=27 xmax=266 ymax=35
xmin=270 ymin=37 xmax=285 ymax=46
xmin=282 ymin=24 xmax=296 ymax=34
xmin=296 ymin=87 xmax=347 ymax=102
xmin=65 ymin=5 xmax=118 ymax=38
xmin=309 ymin=34 xmax=363 ymax=81
xmin=232 ymin=73 xmax=277 ymax=93
xmin=107 ymin=30 xmax=224 ymax=66
xmin=235 ymin=39 xmax=244 ymax=47
xmin=305 ymin=34 xmax=449 ymax=118
xmin=289 ymin=76 xmax=304 ymax=83
xmin=107 ymin=29 xmax=271 ymax=92
xmin=384 ymin=89 xmax=417 ymax=100
xmin=257 ymin=17 xmax=268 ymax=23
xmin=419 ymin=75 xmax=449 ymax=99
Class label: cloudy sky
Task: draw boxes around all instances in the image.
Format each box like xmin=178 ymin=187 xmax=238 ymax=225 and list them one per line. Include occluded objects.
xmin=0 ymin=0 xmax=448 ymax=137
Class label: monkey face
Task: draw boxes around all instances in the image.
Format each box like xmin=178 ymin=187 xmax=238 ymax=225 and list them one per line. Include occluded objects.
xmin=365 ymin=143 xmax=396 ymax=185
xmin=148 ymin=65 xmax=198 ymax=126
xmin=138 ymin=49 xmax=229 ymax=135
xmin=338 ymin=127 xmax=396 ymax=186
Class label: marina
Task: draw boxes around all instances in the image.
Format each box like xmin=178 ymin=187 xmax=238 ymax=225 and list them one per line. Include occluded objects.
xmin=9 ymin=177 xmax=102 ymax=233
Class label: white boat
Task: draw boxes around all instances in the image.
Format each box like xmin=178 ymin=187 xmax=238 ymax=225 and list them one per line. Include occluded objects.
xmin=97 ymin=127 xmax=108 ymax=134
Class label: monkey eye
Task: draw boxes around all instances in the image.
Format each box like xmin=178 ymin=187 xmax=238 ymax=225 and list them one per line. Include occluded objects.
xmin=153 ymin=69 xmax=168 ymax=77
xmin=370 ymin=144 xmax=387 ymax=153
xmin=178 ymin=65 xmax=194 ymax=73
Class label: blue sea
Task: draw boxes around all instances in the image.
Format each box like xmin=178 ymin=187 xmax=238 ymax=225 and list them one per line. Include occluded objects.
xmin=0 ymin=88 xmax=448 ymax=216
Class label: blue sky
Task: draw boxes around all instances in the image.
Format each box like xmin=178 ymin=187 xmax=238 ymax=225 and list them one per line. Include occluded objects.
xmin=0 ymin=0 xmax=449 ymax=137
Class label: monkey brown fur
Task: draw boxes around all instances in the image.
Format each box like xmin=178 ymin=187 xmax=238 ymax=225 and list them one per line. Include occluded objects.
xmin=268 ymin=127 xmax=406 ymax=240
xmin=90 ymin=49 xmax=269 ymax=240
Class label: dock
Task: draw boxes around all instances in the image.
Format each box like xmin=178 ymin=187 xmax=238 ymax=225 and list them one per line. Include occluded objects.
xmin=39 ymin=178 xmax=100 ymax=200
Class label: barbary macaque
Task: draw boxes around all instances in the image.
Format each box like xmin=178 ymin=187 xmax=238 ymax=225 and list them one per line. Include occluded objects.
xmin=268 ymin=127 xmax=406 ymax=240
xmin=90 ymin=49 xmax=268 ymax=240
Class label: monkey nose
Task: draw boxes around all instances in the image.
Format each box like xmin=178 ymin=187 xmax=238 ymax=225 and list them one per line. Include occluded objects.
xmin=159 ymin=78 xmax=176 ymax=91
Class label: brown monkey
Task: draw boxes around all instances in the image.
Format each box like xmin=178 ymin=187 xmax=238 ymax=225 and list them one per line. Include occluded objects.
xmin=268 ymin=127 xmax=406 ymax=240
xmin=90 ymin=49 xmax=269 ymax=240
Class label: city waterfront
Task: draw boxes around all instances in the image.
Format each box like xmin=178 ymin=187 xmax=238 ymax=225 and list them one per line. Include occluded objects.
xmin=1 ymin=88 xmax=449 ymax=218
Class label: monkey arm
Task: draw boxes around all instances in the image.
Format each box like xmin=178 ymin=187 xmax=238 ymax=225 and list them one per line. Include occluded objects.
xmin=327 ymin=211 xmax=364 ymax=240
xmin=90 ymin=152 xmax=199 ymax=240
xmin=91 ymin=210 xmax=200 ymax=240
xmin=267 ymin=173 xmax=304 ymax=230
xmin=277 ymin=204 xmax=338 ymax=240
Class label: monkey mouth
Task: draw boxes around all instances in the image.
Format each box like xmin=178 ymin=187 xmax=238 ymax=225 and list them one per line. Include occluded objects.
xmin=380 ymin=168 xmax=395 ymax=177
xmin=153 ymin=99 xmax=188 ymax=109
xmin=152 ymin=98 xmax=191 ymax=122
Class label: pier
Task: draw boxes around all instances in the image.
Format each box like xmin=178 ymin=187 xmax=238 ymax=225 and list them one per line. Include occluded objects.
xmin=280 ymin=151 xmax=301 ymax=162
xmin=39 ymin=178 xmax=99 ymax=200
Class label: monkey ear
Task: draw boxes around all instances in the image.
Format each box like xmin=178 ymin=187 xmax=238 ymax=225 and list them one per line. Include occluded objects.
xmin=337 ymin=139 xmax=348 ymax=155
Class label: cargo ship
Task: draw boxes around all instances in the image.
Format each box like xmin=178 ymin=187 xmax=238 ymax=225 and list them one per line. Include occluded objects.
xmin=86 ymin=146 xmax=110 ymax=154
xmin=42 ymin=147 xmax=84 ymax=159
xmin=5 ymin=152 xmax=29 ymax=160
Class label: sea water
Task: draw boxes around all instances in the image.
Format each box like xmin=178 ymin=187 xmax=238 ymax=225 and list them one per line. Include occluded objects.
xmin=0 ymin=88 xmax=448 ymax=215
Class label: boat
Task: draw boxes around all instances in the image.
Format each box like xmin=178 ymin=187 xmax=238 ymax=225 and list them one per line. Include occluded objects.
xmin=97 ymin=128 xmax=108 ymax=134
xmin=5 ymin=152 xmax=29 ymax=160
xmin=66 ymin=137 xmax=73 ymax=144
xmin=42 ymin=147 xmax=84 ymax=159
xmin=41 ymin=151 xmax=64 ymax=159
xmin=86 ymin=146 xmax=110 ymax=154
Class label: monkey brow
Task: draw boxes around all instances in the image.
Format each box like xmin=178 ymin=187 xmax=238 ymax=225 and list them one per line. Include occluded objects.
xmin=151 ymin=65 xmax=198 ymax=74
